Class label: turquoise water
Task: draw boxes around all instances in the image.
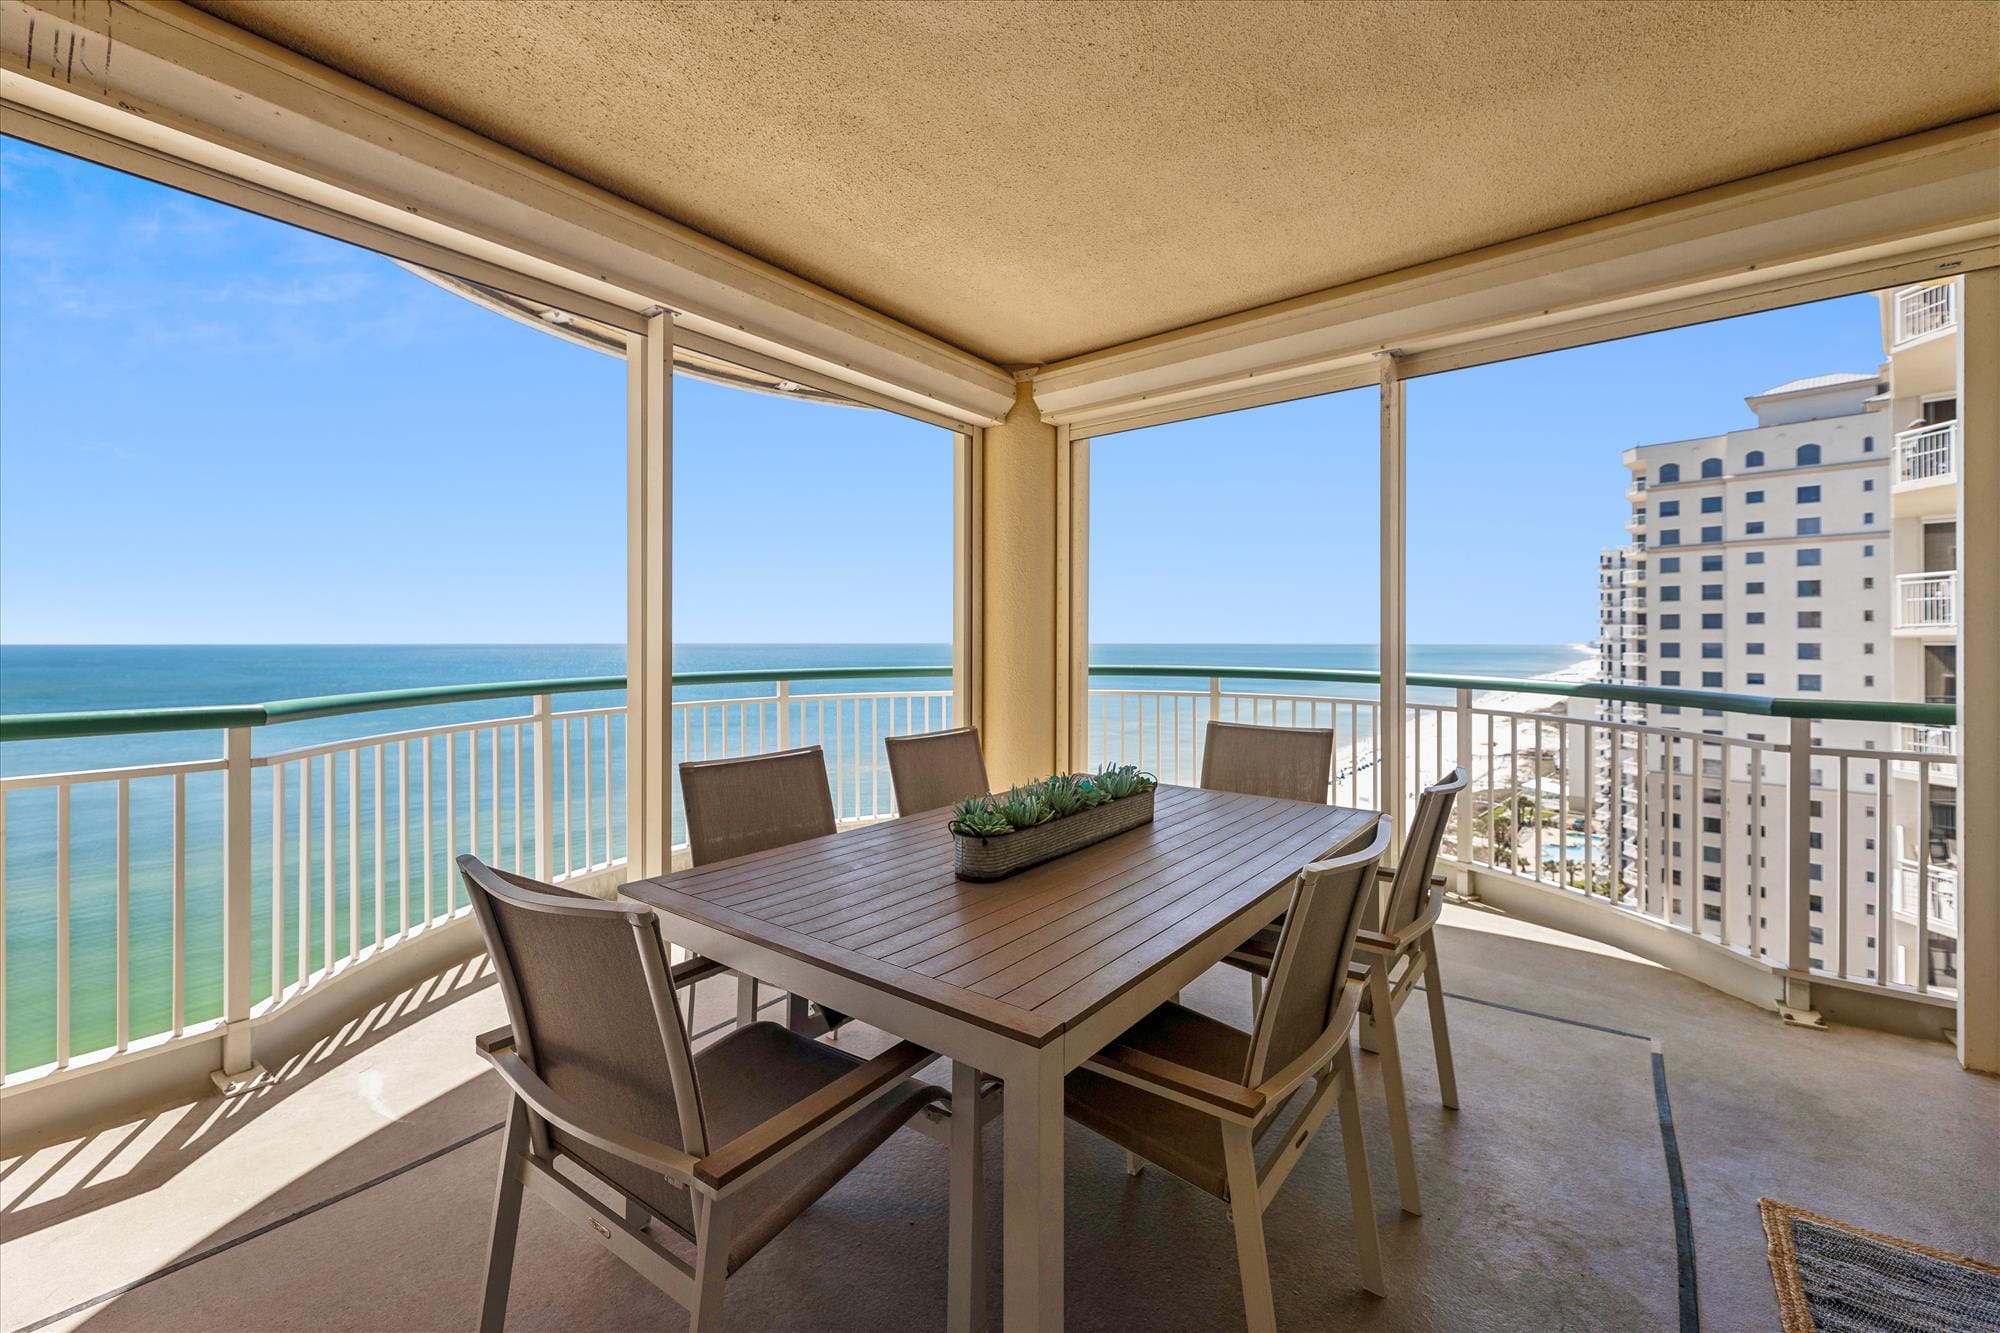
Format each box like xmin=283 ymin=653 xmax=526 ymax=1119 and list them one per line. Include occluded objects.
xmin=0 ymin=643 xmax=1582 ymax=1072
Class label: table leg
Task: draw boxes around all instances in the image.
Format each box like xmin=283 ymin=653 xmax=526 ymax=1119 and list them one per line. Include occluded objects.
xmin=948 ymin=1061 xmax=989 ymax=1333
xmin=1002 ymin=1045 xmax=1064 ymax=1332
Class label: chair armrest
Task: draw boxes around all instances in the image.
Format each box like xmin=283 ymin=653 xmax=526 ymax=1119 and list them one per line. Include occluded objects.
xmin=1084 ymin=1042 xmax=1266 ymax=1125
xmin=695 ymin=1040 xmax=942 ymax=1192
xmin=669 ymin=954 xmax=730 ymax=989
xmin=482 ymin=1047 xmax=703 ymax=1186
xmin=476 ymin=1024 xmax=516 ymax=1056
xmin=1373 ymin=865 xmax=1447 ymax=889
xmin=1353 ymin=928 xmax=1403 ymax=956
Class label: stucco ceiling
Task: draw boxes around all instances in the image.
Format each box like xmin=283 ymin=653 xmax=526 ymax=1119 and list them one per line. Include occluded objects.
xmin=193 ymin=0 xmax=2000 ymax=367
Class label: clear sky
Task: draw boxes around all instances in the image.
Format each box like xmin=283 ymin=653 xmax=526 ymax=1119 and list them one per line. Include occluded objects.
xmin=3 ymin=134 xmax=1888 ymax=647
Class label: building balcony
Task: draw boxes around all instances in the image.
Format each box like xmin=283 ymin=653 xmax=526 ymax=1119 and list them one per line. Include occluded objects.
xmin=1624 ymin=509 xmax=1647 ymax=533
xmin=1892 ymin=421 xmax=1958 ymax=517
xmin=1620 ymin=567 xmax=1644 ymax=586
xmin=1891 ymin=281 xmax=1957 ymax=348
xmin=1893 ymin=572 xmax=1957 ymax=635
xmin=1626 ymin=478 xmax=1647 ymax=502
xmin=1894 ymin=861 xmax=1958 ymax=936
xmin=1892 ymin=723 xmax=1959 ymax=784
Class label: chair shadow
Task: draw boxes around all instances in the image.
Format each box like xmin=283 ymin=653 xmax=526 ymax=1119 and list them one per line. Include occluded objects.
xmin=0 ymin=953 xmax=498 ymax=1241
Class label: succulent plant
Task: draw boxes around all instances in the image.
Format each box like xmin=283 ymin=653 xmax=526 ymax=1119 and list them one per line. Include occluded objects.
xmin=1041 ymin=773 xmax=1091 ymax=818
xmin=996 ymin=785 xmax=1054 ymax=830
xmin=1091 ymin=762 xmax=1157 ymax=800
xmin=949 ymin=794 xmax=1014 ymax=838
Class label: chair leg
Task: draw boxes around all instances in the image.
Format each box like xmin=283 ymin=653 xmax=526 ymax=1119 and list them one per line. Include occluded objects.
xmin=1423 ymin=947 xmax=1460 ymax=1111
xmin=1125 ymin=1150 xmax=1145 ymax=1177
xmin=689 ymin=1195 xmax=734 ymax=1333
xmin=1222 ymin=1127 xmax=1277 ymax=1333
xmin=1369 ymin=969 xmax=1422 ymax=1217
xmin=1248 ymin=971 xmax=1262 ymax=1014
xmin=480 ymin=1100 xmax=529 ymax=1333
xmin=735 ymin=973 xmax=758 ymax=1029
xmin=1334 ymin=1049 xmax=1387 ymax=1297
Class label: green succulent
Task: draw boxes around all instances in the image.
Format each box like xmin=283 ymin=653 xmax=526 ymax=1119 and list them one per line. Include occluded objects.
xmin=996 ymin=785 xmax=1054 ymax=830
xmin=1091 ymin=762 xmax=1157 ymax=800
xmin=1040 ymin=774 xmax=1091 ymax=818
xmin=949 ymin=794 xmax=1014 ymax=838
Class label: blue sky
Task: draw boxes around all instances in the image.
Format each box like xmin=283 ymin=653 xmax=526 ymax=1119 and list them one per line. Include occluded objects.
xmin=3 ymin=134 xmax=1888 ymax=646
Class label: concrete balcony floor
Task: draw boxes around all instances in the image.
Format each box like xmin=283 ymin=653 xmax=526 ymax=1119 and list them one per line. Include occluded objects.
xmin=3 ymin=906 xmax=1995 ymax=1332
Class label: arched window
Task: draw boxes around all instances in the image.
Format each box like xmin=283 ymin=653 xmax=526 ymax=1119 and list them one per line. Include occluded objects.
xmin=1701 ymin=458 xmax=1722 ymax=478
xmin=1797 ymin=444 xmax=1821 ymax=466
xmin=1657 ymin=463 xmax=1681 ymax=483
xmin=1745 ymin=450 xmax=1764 ymax=467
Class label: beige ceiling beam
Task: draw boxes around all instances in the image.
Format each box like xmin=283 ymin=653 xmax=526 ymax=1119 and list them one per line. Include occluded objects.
xmin=1035 ymin=117 xmax=2000 ymax=437
xmin=0 ymin=0 xmax=1016 ymax=427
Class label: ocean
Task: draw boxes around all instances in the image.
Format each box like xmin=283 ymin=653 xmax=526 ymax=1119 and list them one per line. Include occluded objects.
xmin=0 ymin=643 xmax=1585 ymax=1071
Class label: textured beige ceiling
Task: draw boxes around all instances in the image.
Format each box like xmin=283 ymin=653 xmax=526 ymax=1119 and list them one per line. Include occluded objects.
xmin=192 ymin=0 xmax=2000 ymax=366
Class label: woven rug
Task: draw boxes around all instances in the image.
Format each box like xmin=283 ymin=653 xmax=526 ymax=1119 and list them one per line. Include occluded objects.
xmin=1759 ymin=1198 xmax=2000 ymax=1332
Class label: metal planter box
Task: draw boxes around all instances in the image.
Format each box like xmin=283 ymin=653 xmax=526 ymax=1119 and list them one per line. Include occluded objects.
xmin=952 ymin=787 xmax=1156 ymax=882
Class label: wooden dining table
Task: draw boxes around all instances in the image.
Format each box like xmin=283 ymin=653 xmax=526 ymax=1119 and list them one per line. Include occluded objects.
xmin=622 ymin=783 xmax=1379 ymax=1332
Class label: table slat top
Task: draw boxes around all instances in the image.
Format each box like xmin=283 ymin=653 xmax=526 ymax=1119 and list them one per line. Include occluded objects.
xmin=625 ymin=785 xmax=1378 ymax=1048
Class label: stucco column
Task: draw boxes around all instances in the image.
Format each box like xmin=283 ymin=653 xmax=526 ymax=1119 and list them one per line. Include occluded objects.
xmin=1956 ymin=268 xmax=1997 ymax=1073
xmin=978 ymin=378 xmax=1064 ymax=786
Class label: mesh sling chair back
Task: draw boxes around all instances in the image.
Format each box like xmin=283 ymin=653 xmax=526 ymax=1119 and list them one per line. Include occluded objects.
xmin=678 ymin=745 xmax=845 ymax=1034
xmin=1199 ymin=720 xmax=1336 ymax=805
xmin=1221 ymin=767 xmax=1468 ymax=1217
xmin=1062 ymin=818 xmax=1394 ymax=1330
xmin=462 ymin=854 xmax=945 ymax=1332
xmin=883 ymin=726 xmax=990 ymax=815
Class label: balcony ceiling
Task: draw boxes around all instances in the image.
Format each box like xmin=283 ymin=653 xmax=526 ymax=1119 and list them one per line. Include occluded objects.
xmin=192 ymin=0 xmax=2000 ymax=367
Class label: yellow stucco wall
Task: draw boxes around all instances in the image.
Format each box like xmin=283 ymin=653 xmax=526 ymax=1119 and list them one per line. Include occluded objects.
xmin=978 ymin=381 xmax=1059 ymax=787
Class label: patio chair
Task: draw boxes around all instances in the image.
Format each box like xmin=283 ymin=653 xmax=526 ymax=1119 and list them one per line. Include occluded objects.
xmin=1199 ymin=719 xmax=1336 ymax=805
xmin=680 ymin=746 xmax=847 ymax=1035
xmin=1222 ymin=767 xmax=1467 ymax=1216
xmin=1063 ymin=818 xmax=1394 ymax=1329
xmin=883 ymin=726 xmax=990 ymax=814
xmin=461 ymin=854 xmax=947 ymax=1333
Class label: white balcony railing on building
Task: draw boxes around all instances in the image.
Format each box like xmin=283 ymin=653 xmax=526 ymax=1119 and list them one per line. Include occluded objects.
xmin=0 ymin=668 xmax=952 ymax=1084
xmin=1898 ymin=724 xmax=1957 ymax=756
xmin=1894 ymin=421 xmax=1957 ymax=486
xmin=1895 ymin=862 xmax=1958 ymax=935
xmin=0 ymin=664 xmax=1960 ymax=1095
xmin=1892 ymin=282 xmax=1957 ymax=347
xmin=1895 ymin=572 xmax=1957 ymax=631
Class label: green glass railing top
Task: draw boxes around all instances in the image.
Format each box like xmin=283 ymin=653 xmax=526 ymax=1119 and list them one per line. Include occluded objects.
xmin=0 ymin=661 xmax=1953 ymax=742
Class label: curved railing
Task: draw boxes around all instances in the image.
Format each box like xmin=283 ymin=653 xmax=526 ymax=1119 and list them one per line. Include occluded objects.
xmin=0 ymin=663 xmax=1959 ymax=1085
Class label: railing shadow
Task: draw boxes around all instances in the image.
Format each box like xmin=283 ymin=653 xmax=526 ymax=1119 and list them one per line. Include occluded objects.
xmin=0 ymin=953 xmax=497 ymax=1242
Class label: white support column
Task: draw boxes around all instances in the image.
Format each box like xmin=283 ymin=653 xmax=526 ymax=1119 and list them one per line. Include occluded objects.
xmin=216 ymin=725 xmax=262 ymax=1087
xmin=1378 ymin=353 xmax=1408 ymax=849
xmin=1956 ymin=268 xmax=1998 ymax=1073
xmin=1780 ymin=716 xmax=1820 ymax=1025
xmin=532 ymin=693 xmax=554 ymax=883
xmin=627 ymin=311 xmax=673 ymax=880
xmin=953 ymin=429 xmax=986 ymax=737
xmin=1056 ymin=426 xmax=1091 ymax=773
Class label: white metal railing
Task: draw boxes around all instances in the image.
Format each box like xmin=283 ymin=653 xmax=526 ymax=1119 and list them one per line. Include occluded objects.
xmin=1088 ymin=681 xmax=1960 ymax=1001
xmin=1894 ymin=421 xmax=1957 ymax=486
xmin=1892 ymin=282 xmax=1957 ymax=347
xmin=1895 ymin=572 xmax=1957 ymax=631
xmin=1895 ymin=862 xmax=1957 ymax=934
xmin=0 ymin=675 xmax=951 ymax=1083
xmin=1898 ymin=724 xmax=1956 ymax=756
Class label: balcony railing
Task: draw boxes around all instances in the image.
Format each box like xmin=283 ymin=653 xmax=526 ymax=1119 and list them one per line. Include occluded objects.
xmin=1894 ymin=421 xmax=1957 ymax=486
xmin=1891 ymin=282 xmax=1957 ymax=347
xmin=1899 ymin=723 xmax=1956 ymax=756
xmin=0 ymin=664 xmax=1961 ymax=1091
xmin=1895 ymin=572 xmax=1957 ymax=631
xmin=1895 ymin=861 xmax=1958 ymax=934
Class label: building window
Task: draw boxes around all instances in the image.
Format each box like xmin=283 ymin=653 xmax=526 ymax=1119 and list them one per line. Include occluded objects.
xmin=1659 ymin=529 xmax=1680 ymax=546
xmin=1700 ymin=496 xmax=1722 ymax=514
xmin=1746 ymin=550 xmax=1764 ymax=564
xmin=1658 ymin=556 xmax=1681 ymax=573
xmin=1701 ymin=671 xmax=1723 ymax=687
xmin=1797 ymin=444 xmax=1821 ymax=465
xmin=1798 ymin=674 xmax=1823 ymax=691
xmin=1701 ymin=584 xmax=1722 ymax=601
xmin=1797 ymin=485 xmax=1821 ymax=503
xmin=1863 ymin=435 xmax=1875 ymax=453
xmin=1747 ymin=672 xmax=1766 ymax=685
xmin=1747 ymin=642 xmax=1765 ymax=655
xmin=1661 ymin=642 xmax=1682 ymax=658
xmin=1798 ymin=643 xmax=1821 ymax=660
xmin=1797 ymin=580 xmax=1820 ymax=597
xmin=1745 ymin=451 xmax=1764 ymax=467
xmin=1863 ymin=544 xmax=1874 ymax=556
xmin=1662 ymin=671 xmax=1682 ymax=686
xmin=1798 ymin=547 xmax=1821 ymax=565
xmin=1798 ymin=611 xmax=1821 ymax=628
xmin=1797 ymin=518 xmax=1822 ymax=536
xmin=1746 ymin=611 xmax=1765 ymax=624
xmin=1863 ymin=478 xmax=1874 ymax=491
xmin=1864 ymin=674 xmax=1875 ymax=687
xmin=1863 ymin=512 xmax=1874 ymax=525
xmin=1658 ymin=463 xmax=1681 ymax=483
xmin=1660 ymin=613 xmax=1681 ymax=629
xmin=1702 ymin=643 xmax=1722 ymax=659
xmin=1701 ymin=554 xmax=1723 ymax=572
xmin=1701 ymin=525 xmax=1723 ymax=543
xmin=1662 ymin=586 xmax=1682 ymax=602
xmin=1701 ymin=613 xmax=1722 ymax=629
xmin=1746 ymin=581 xmax=1765 ymax=595
xmin=1701 ymin=458 xmax=1723 ymax=478
xmin=1745 ymin=521 xmax=1765 ymax=535
xmin=1746 ymin=489 xmax=1765 ymax=503
xmin=1862 ymin=576 xmax=1874 ymax=590
xmin=1658 ymin=499 xmax=1681 ymax=517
